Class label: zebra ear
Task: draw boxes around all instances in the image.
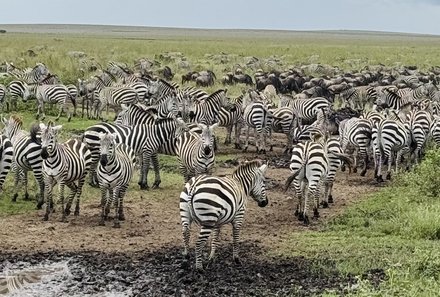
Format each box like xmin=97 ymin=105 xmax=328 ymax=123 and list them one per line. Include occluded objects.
xmin=52 ymin=125 xmax=63 ymax=132
xmin=98 ymin=132 xmax=106 ymax=140
xmin=198 ymin=123 xmax=208 ymax=130
xmin=39 ymin=123 xmax=47 ymax=130
xmin=209 ymin=123 xmax=219 ymax=130
xmin=259 ymin=164 xmax=268 ymax=175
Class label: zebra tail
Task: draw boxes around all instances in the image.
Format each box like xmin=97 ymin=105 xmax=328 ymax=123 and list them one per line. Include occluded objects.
xmin=284 ymin=166 xmax=303 ymax=193
xmin=68 ymin=92 xmax=77 ymax=110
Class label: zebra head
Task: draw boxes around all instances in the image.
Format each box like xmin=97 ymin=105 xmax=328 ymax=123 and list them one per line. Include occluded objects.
xmin=98 ymin=132 xmax=117 ymax=166
xmin=234 ymin=161 xmax=269 ymax=207
xmin=199 ymin=123 xmax=218 ymax=156
xmin=39 ymin=122 xmax=62 ymax=159
xmin=2 ymin=115 xmax=23 ymax=139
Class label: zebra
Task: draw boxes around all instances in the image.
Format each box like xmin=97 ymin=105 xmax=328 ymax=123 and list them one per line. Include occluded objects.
xmin=40 ymin=122 xmax=92 ymax=221
xmin=286 ymin=97 xmax=331 ymax=128
xmin=97 ymin=132 xmax=136 ymax=228
xmin=429 ymin=115 xmax=440 ymax=146
xmin=372 ymin=116 xmax=410 ymax=182
xmin=339 ymin=86 xmax=377 ymax=110
xmin=0 ymin=84 xmax=5 ymax=111
xmin=148 ymin=79 xmax=177 ymax=105
xmin=270 ymin=107 xmax=295 ymax=153
xmin=83 ymin=118 xmax=187 ymax=189
xmin=218 ymin=94 xmax=244 ymax=149
xmin=375 ymin=89 xmax=414 ymax=111
xmin=180 ymin=160 xmax=269 ymax=270
xmin=405 ymin=109 xmax=432 ymax=165
xmin=339 ymin=117 xmax=372 ymax=176
xmin=2 ymin=116 xmax=44 ymax=207
xmin=322 ymin=137 xmax=346 ymax=207
xmin=7 ymin=63 xmax=49 ymax=84
xmin=188 ymin=89 xmax=233 ymax=125
xmin=66 ymin=84 xmax=78 ymax=116
xmin=285 ymin=133 xmax=351 ymax=224
xmin=242 ymin=92 xmax=272 ymax=153
xmin=96 ymin=86 xmax=139 ymax=120
xmin=176 ymin=123 xmax=218 ymax=182
xmin=0 ymin=135 xmax=13 ymax=192
xmin=6 ymin=80 xmax=31 ymax=111
xmin=27 ymin=84 xmax=76 ymax=121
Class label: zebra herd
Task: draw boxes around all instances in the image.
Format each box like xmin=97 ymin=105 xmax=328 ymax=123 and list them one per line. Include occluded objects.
xmin=2 ymin=60 xmax=440 ymax=270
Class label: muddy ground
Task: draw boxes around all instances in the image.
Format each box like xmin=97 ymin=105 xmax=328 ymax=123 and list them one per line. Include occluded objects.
xmin=0 ymin=141 xmax=384 ymax=296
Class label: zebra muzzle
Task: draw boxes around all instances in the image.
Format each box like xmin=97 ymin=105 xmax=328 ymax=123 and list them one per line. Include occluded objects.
xmin=41 ymin=148 xmax=49 ymax=159
xmin=100 ymin=155 xmax=108 ymax=166
xmin=258 ymin=199 xmax=268 ymax=207
xmin=204 ymin=146 xmax=212 ymax=155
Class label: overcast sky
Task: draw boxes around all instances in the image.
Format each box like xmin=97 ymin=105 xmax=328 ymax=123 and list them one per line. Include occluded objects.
xmin=1 ymin=0 xmax=440 ymax=35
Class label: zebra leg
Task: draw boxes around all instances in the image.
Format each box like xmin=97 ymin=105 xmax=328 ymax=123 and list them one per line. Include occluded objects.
xmin=360 ymin=148 xmax=369 ymax=177
xmin=181 ymin=219 xmax=191 ymax=260
xmin=23 ymin=170 xmax=30 ymax=201
xmin=232 ymin=217 xmax=244 ymax=266
xmin=58 ymin=182 xmax=67 ymax=222
xmin=207 ymin=227 xmax=221 ymax=267
xmin=151 ymin=153 xmax=161 ymax=189
xmin=138 ymin=153 xmax=150 ymax=190
xmin=43 ymin=177 xmax=55 ymax=221
xmin=99 ymin=187 xmax=108 ymax=226
xmin=234 ymin=122 xmax=242 ymax=149
xmin=195 ymin=226 xmax=213 ymax=270
xmin=386 ymin=153 xmax=394 ymax=180
xmin=64 ymin=182 xmax=78 ymax=217
xmin=113 ymin=188 xmax=121 ymax=228
xmin=243 ymin=126 xmax=250 ymax=152
xmin=12 ymin=167 xmax=21 ymax=202
xmin=117 ymin=186 xmax=128 ymax=221
xmin=322 ymin=181 xmax=331 ymax=208
xmin=73 ymin=176 xmax=87 ymax=216
xmin=353 ymin=147 xmax=359 ymax=173
xmin=35 ymin=170 xmax=45 ymax=209
xmin=254 ymin=127 xmax=260 ymax=153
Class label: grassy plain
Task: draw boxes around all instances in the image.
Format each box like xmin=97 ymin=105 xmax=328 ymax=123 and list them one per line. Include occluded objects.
xmin=1 ymin=25 xmax=440 ymax=296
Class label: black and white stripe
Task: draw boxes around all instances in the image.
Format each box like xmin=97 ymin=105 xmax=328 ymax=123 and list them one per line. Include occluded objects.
xmin=96 ymin=86 xmax=139 ymax=120
xmin=176 ymin=123 xmax=218 ymax=182
xmin=0 ymin=134 xmax=13 ymax=191
xmin=180 ymin=160 xmax=268 ymax=270
xmin=40 ymin=122 xmax=92 ymax=221
xmin=189 ymin=89 xmax=231 ymax=125
xmin=97 ymin=132 xmax=136 ymax=228
xmin=2 ymin=116 xmax=44 ymax=207
xmin=286 ymin=97 xmax=331 ymax=128
xmin=32 ymin=84 xmax=75 ymax=121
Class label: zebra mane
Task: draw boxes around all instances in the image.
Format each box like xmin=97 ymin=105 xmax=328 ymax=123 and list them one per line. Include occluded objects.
xmin=158 ymin=78 xmax=176 ymax=90
xmin=10 ymin=115 xmax=23 ymax=127
xmin=232 ymin=160 xmax=263 ymax=177
xmin=208 ymin=89 xmax=227 ymax=99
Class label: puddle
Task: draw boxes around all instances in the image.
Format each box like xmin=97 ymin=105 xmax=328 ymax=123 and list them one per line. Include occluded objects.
xmin=0 ymin=261 xmax=131 ymax=297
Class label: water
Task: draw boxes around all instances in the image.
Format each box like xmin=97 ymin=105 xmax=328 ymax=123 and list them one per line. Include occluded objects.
xmin=0 ymin=261 xmax=132 ymax=297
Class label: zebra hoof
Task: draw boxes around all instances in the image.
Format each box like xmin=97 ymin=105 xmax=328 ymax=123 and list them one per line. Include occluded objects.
xmin=36 ymin=202 xmax=44 ymax=210
xmin=118 ymin=213 xmax=125 ymax=221
xmin=98 ymin=220 xmax=106 ymax=226
xmin=321 ymin=201 xmax=329 ymax=208
xmin=360 ymin=170 xmax=367 ymax=177
xmin=303 ymin=215 xmax=310 ymax=225
xmin=64 ymin=208 xmax=71 ymax=216
xmin=139 ymin=184 xmax=149 ymax=190
xmin=74 ymin=210 xmax=80 ymax=216
xmin=234 ymin=143 xmax=242 ymax=150
xmin=113 ymin=222 xmax=121 ymax=228
xmin=313 ymin=208 xmax=320 ymax=218
xmin=298 ymin=212 xmax=304 ymax=221
xmin=376 ymin=176 xmax=384 ymax=183
xmin=43 ymin=214 xmax=49 ymax=221
xmin=24 ymin=193 xmax=30 ymax=201
xmin=233 ymin=257 xmax=242 ymax=266
xmin=12 ymin=193 xmax=18 ymax=202
xmin=353 ymin=167 xmax=358 ymax=174
xmin=294 ymin=209 xmax=299 ymax=217
xmin=181 ymin=259 xmax=190 ymax=269
xmin=242 ymin=146 xmax=248 ymax=152
xmin=328 ymin=195 xmax=334 ymax=204
xmin=386 ymin=173 xmax=391 ymax=180
xmin=341 ymin=165 xmax=346 ymax=172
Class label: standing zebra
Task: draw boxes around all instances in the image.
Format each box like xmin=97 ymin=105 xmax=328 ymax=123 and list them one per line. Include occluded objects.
xmin=339 ymin=117 xmax=372 ymax=176
xmin=176 ymin=123 xmax=218 ymax=182
xmin=0 ymin=84 xmax=5 ymax=111
xmin=218 ymin=94 xmax=244 ymax=149
xmin=96 ymin=86 xmax=139 ymax=120
xmin=372 ymin=116 xmax=410 ymax=182
xmin=188 ymin=89 xmax=233 ymax=125
xmin=285 ymin=133 xmax=351 ymax=224
xmin=286 ymin=97 xmax=331 ymax=128
xmin=83 ymin=118 xmax=187 ymax=189
xmin=242 ymin=93 xmax=271 ymax=153
xmin=2 ymin=116 xmax=44 ymax=206
xmin=6 ymin=80 xmax=31 ymax=112
xmin=97 ymin=132 xmax=136 ymax=228
xmin=405 ymin=109 xmax=431 ymax=165
xmin=180 ymin=160 xmax=269 ymax=270
xmin=28 ymin=84 xmax=76 ymax=121
xmin=7 ymin=62 xmax=49 ymax=84
xmin=66 ymin=84 xmax=78 ymax=116
xmin=340 ymin=86 xmax=377 ymax=110
xmin=0 ymin=135 xmax=13 ymax=192
xmin=40 ymin=122 xmax=92 ymax=221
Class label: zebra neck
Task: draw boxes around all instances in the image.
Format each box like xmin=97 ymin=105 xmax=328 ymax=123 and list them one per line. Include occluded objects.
xmin=102 ymin=156 xmax=118 ymax=170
